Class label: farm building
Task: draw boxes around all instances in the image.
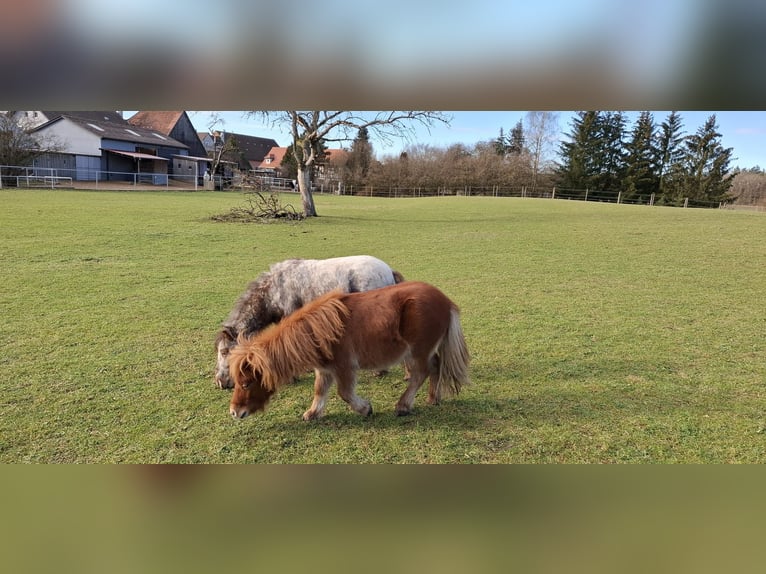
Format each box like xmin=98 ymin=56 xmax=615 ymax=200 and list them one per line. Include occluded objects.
xmin=127 ymin=111 xmax=210 ymax=184
xmin=29 ymin=112 xmax=190 ymax=184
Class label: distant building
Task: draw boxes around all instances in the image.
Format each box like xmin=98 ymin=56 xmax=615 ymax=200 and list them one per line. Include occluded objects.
xmin=254 ymin=146 xmax=289 ymax=176
xmin=127 ymin=111 xmax=209 ymax=182
xmin=29 ymin=112 xmax=189 ymax=184
xmin=127 ymin=111 xmax=207 ymax=158
xmin=317 ymin=148 xmax=349 ymax=183
xmin=199 ymin=130 xmax=279 ymax=171
xmin=7 ymin=111 xmax=126 ymax=130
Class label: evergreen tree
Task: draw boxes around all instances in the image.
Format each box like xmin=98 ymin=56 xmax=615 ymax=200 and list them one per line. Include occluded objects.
xmin=280 ymin=144 xmax=298 ymax=180
xmin=681 ymin=114 xmax=735 ymax=204
xmin=623 ymin=111 xmax=658 ymax=202
xmin=557 ymin=111 xmax=601 ymax=194
xmin=344 ymin=127 xmax=374 ymax=185
xmin=493 ymin=127 xmax=507 ymax=157
xmin=655 ymin=111 xmax=685 ymax=204
xmin=507 ymin=120 xmax=525 ymax=155
xmin=593 ymin=111 xmax=626 ymax=192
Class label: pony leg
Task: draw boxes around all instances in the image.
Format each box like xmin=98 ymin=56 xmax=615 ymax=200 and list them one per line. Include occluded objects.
xmin=302 ymin=370 xmax=334 ymax=421
xmin=394 ymin=359 xmax=430 ymax=416
xmin=335 ymin=370 xmax=373 ymax=417
xmin=426 ymin=355 xmax=441 ymax=405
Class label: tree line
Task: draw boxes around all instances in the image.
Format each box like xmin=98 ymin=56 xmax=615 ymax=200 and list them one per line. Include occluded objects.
xmin=556 ymin=111 xmax=736 ymax=206
xmin=332 ymin=112 xmax=562 ymax=196
xmin=299 ymin=111 xmax=743 ymax=207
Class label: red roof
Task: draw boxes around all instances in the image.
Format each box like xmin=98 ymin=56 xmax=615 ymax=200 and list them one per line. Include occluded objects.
xmin=127 ymin=111 xmax=184 ymax=136
xmin=324 ymin=148 xmax=349 ymax=165
xmin=255 ymin=146 xmax=288 ymax=169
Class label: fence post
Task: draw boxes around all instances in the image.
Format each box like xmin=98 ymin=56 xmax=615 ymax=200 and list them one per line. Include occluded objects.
xmin=650 ymin=193 xmax=655 ymax=206
xmin=683 ymin=198 xmax=689 ymax=208
xmin=617 ymin=191 xmax=621 ymax=204
xmin=552 ymin=187 xmax=556 ymax=199
xmin=585 ymin=188 xmax=589 ymax=202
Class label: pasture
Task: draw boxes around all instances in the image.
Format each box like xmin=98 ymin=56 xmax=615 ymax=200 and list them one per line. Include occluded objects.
xmin=1 ymin=189 xmax=765 ymax=463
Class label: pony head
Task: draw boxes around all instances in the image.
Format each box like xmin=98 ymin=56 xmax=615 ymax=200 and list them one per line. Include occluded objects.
xmin=228 ymin=338 xmax=277 ymax=419
xmin=214 ymin=326 xmax=237 ymax=389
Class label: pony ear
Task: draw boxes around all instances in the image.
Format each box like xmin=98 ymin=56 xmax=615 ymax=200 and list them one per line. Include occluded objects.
xmin=215 ymin=326 xmax=237 ymax=349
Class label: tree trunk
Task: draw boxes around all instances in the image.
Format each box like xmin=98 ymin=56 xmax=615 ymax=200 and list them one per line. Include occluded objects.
xmin=297 ymin=165 xmax=317 ymax=217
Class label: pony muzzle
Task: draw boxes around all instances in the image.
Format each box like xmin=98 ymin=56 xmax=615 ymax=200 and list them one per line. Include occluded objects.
xmin=230 ymin=407 xmax=250 ymax=419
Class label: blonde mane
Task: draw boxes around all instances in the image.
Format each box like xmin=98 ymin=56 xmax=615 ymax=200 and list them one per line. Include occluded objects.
xmin=231 ymin=290 xmax=350 ymax=391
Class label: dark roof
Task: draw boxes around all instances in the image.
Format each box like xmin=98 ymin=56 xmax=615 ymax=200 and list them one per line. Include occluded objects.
xmin=42 ymin=111 xmax=127 ymax=124
xmin=224 ymin=132 xmax=279 ymax=163
xmin=35 ymin=114 xmax=188 ymax=149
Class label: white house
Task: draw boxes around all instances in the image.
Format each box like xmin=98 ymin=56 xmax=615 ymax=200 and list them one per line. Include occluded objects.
xmin=30 ymin=112 xmax=188 ymax=184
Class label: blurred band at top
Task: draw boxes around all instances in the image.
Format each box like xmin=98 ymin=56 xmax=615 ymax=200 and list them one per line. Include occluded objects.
xmin=1 ymin=0 xmax=764 ymax=110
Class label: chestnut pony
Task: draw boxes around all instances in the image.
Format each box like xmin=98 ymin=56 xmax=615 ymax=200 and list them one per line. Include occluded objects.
xmin=228 ymin=281 xmax=470 ymax=420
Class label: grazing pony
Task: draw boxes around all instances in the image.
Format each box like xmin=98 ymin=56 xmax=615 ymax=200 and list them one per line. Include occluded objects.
xmin=228 ymin=281 xmax=470 ymax=420
xmin=215 ymin=255 xmax=404 ymax=389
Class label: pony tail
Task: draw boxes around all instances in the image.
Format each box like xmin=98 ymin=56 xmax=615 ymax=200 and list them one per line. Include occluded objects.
xmin=392 ymin=270 xmax=405 ymax=284
xmin=435 ymin=307 xmax=471 ymax=396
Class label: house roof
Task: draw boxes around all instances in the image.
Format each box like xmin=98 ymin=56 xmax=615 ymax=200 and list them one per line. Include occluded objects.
xmin=126 ymin=111 xmax=184 ymax=136
xmin=172 ymin=154 xmax=212 ymax=162
xmin=223 ymin=132 xmax=279 ymax=162
xmin=34 ymin=114 xmax=188 ymax=149
xmin=103 ymin=149 xmax=169 ymax=161
xmin=324 ymin=148 xmax=349 ymax=165
xmin=42 ymin=111 xmax=126 ymax=124
xmin=256 ymin=146 xmax=288 ymax=169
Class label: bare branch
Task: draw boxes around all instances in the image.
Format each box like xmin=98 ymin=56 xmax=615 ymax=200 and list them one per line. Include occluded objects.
xmin=239 ymin=110 xmax=451 ymax=217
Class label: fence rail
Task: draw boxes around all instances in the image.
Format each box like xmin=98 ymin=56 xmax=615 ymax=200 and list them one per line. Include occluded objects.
xmin=2 ymin=164 xmax=763 ymax=211
xmin=337 ymin=183 xmax=744 ymax=209
xmin=15 ymin=175 xmax=74 ymax=189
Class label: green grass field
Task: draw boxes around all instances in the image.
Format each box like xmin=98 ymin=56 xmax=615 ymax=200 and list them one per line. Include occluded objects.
xmin=2 ymin=189 xmax=765 ymax=462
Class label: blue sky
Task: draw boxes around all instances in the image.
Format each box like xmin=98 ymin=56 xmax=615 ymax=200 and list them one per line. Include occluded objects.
xmin=181 ymin=111 xmax=766 ymax=170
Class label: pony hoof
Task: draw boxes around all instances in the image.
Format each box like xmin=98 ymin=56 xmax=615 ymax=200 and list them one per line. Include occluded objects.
xmin=395 ymin=408 xmax=412 ymax=417
xmin=366 ymin=405 xmax=373 ymax=417
xmin=302 ymin=410 xmax=320 ymax=421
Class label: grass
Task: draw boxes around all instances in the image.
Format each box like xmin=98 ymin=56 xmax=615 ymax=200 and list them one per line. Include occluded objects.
xmin=1 ymin=188 xmax=765 ymax=462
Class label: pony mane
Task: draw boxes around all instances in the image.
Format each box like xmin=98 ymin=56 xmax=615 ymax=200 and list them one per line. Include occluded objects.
xmin=232 ymin=290 xmax=350 ymax=391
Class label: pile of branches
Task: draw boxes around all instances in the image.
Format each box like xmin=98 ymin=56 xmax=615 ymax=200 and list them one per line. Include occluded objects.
xmin=211 ymin=191 xmax=305 ymax=223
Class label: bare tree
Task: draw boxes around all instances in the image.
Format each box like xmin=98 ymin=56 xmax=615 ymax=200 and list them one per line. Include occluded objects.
xmin=247 ymin=111 xmax=450 ymax=216
xmin=524 ymin=111 xmax=560 ymax=192
xmin=206 ymin=113 xmax=241 ymax=188
xmin=729 ymin=168 xmax=766 ymax=206
xmin=0 ymin=112 xmax=62 ymax=171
